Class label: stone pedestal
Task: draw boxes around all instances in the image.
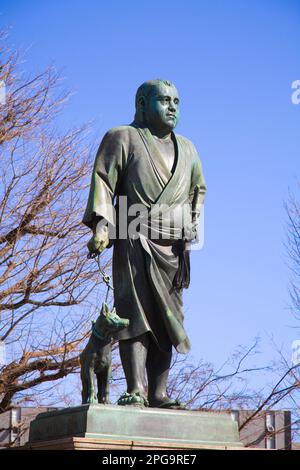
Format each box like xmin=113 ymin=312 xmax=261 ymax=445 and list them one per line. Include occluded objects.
xmin=27 ymin=404 xmax=244 ymax=450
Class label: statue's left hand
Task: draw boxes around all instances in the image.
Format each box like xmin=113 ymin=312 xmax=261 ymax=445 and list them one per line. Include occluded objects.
xmin=87 ymin=226 xmax=110 ymax=255
xmin=185 ymin=220 xmax=198 ymax=242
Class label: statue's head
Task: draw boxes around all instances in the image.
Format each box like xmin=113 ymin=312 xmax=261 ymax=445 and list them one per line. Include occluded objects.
xmin=134 ymin=79 xmax=180 ymax=134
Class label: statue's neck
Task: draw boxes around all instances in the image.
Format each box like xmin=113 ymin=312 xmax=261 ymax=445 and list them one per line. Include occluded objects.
xmin=131 ymin=120 xmax=173 ymax=139
xmin=150 ymin=128 xmax=172 ymax=139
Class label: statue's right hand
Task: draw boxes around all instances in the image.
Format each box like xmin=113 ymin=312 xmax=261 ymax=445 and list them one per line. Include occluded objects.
xmin=87 ymin=227 xmax=110 ymax=255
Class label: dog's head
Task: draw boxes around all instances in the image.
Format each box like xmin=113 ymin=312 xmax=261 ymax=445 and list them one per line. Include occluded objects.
xmin=93 ymin=303 xmax=129 ymax=340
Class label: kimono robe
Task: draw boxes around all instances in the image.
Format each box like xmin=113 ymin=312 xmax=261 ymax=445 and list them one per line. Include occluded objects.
xmin=82 ymin=123 xmax=206 ymax=354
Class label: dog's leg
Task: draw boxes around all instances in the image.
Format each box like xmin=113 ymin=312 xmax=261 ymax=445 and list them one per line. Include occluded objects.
xmin=80 ymin=350 xmax=91 ymax=404
xmin=81 ymin=362 xmax=97 ymax=404
xmin=80 ymin=345 xmax=97 ymax=404
xmin=97 ymin=365 xmax=111 ymax=404
xmin=104 ymin=364 xmax=112 ymax=404
xmin=86 ymin=363 xmax=97 ymax=404
xmin=80 ymin=362 xmax=88 ymax=404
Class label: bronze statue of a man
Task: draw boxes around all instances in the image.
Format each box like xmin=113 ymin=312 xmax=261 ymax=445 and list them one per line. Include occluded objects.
xmin=83 ymin=79 xmax=206 ymax=408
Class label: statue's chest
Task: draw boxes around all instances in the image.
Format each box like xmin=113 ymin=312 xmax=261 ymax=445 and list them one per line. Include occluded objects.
xmin=152 ymin=137 xmax=176 ymax=174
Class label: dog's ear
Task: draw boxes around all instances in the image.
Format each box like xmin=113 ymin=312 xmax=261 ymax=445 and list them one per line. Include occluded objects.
xmin=110 ymin=307 xmax=117 ymax=317
xmin=101 ymin=302 xmax=109 ymax=317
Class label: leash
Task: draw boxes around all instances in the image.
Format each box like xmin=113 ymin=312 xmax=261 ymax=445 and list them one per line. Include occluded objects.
xmin=87 ymin=251 xmax=114 ymax=303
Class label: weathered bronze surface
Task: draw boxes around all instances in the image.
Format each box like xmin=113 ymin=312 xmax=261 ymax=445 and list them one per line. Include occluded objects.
xmin=28 ymin=405 xmax=243 ymax=449
xmin=83 ymin=80 xmax=206 ymax=408
xmin=80 ymin=303 xmax=129 ymax=405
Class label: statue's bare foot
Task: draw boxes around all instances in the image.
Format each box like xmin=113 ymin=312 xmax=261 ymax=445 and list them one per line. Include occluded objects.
xmin=117 ymin=391 xmax=149 ymax=407
xmin=148 ymin=396 xmax=186 ymax=410
xmin=86 ymin=395 xmax=97 ymax=405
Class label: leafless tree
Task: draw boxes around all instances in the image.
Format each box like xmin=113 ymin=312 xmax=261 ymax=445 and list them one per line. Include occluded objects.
xmin=157 ymin=186 xmax=300 ymax=448
xmin=286 ymin=189 xmax=300 ymax=320
xmin=1 ymin=28 xmax=300 ymax=450
xmin=165 ymin=339 xmax=300 ymax=448
xmin=0 ymin=29 xmax=110 ymax=412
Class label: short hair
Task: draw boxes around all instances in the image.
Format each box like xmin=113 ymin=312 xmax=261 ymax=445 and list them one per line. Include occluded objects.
xmin=134 ymin=79 xmax=176 ymax=121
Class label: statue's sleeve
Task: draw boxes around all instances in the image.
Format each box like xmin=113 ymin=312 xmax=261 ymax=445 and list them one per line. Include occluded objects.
xmin=189 ymin=146 xmax=207 ymax=223
xmin=82 ymin=128 xmax=128 ymax=230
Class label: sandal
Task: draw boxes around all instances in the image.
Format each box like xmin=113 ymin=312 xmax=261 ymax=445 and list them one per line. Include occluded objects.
xmin=149 ymin=398 xmax=186 ymax=410
xmin=117 ymin=392 xmax=149 ymax=407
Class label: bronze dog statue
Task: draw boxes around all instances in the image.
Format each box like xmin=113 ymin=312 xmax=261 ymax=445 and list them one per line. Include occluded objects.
xmin=80 ymin=303 xmax=129 ymax=404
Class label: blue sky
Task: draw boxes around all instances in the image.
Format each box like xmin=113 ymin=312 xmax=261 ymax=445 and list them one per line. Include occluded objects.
xmin=1 ymin=0 xmax=300 ymax=376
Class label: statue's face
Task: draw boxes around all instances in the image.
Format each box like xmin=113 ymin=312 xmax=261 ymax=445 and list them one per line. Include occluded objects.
xmin=144 ymin=83 xmax=180 ymax=133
